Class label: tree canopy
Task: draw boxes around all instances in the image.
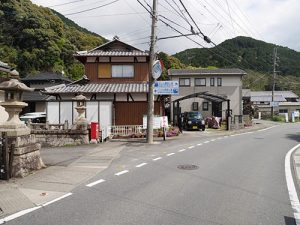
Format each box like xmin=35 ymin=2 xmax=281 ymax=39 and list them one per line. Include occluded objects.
xmin=0 ymin=0 xmax=106 ymax=79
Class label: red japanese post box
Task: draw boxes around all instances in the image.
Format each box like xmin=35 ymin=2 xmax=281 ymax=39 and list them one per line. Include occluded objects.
xmin=90 ymin=122 xmax=99 ymax=140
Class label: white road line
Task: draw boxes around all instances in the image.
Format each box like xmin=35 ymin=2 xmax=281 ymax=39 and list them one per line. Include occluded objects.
xmin=86 ymin=179 xmax=105 ymax=187
xmin=178 ymin=149 xmax=186 ymax=152
xmin=258 ymin=126 xmax=277 ymax=132
xmin=0 ymin=193 xmax=73 ymax=224
xmin=230 ymin=134 xmax=237 ymax=137
xmin=42 ymin=193 xmax=73 ymax=207
xmin=115 ymin=170 xmax=129 ymax=176
xmin=210 ymin=139 xmax=216 ymax=141
xmin=167 ymin=153 xmax=175 ymax=156
xmin=197 ymin=143 xmax=202 ymax=146
xmin=188 ymin=146 xmax=195 ymax=149
xmin=136 ymin=163 xmax=147 ymax=168
xmin=0 ymin=206 xmax=41 ymax=224
xmin=203 ymin=141 xmax=210 ymax=144
xmin=153 ymin=157 xmax=162 ymax=161
xmin=224 ymin=136 xmax=229 ymax=138
xmin=285 ymin=143 xmax=300 ymax=225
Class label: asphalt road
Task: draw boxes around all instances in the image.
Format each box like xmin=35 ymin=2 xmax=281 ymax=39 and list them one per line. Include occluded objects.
xmin=6 ymin=123 xmax=300 ymax=225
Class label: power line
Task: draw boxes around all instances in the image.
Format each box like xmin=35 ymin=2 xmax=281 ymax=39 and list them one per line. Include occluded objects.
xmin=137 ymin=0 xmax=274 ymax=85
xmin=47 ymin=0 xmax=84 ymax=8
xmin=225 ymin=0 xmax=236 ymax=35
xmin=65 ymin=0 xmax=120 ymax=16
xmin=59 ymin=0 xmax=111 ymax=13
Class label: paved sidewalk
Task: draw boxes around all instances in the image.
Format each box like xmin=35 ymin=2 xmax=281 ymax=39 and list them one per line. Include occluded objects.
xmin=0 ymin=142 xmax=127 ymax=219
xmin=0 ymin=119 xmax=279 ymax=219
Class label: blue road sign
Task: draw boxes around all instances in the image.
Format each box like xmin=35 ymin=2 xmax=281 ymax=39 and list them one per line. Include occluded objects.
xmin=154 ymin=81 xmax=179 ymax=95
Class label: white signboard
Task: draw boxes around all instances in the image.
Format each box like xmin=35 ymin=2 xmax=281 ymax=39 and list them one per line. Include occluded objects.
xmin=294 ymin=111 xmax=300 ymax=117
xmin=143 ymin=116 xmax=164 ymax=129
xmin=161 ymin=116 xmax=168 ymax=128
xmin=154 ymin=81 xmax=179 ymax=95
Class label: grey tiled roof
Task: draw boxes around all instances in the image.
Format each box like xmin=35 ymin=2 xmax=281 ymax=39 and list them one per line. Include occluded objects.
xmin=250 ymin=91 xmax=299 ymax=99
xmin=22 ymin=72 xmax=72 ymax=82
xmin=251 ymin=95 xmax=287 ymax=102
xmin=74 ymin=50 xmax=149 ymax=57
xmin=247 ymin=91 xmax=299 ymax=102
xmin=168 ymin=68 xmax=247 ymax=76
xmin=74 ymin=39 xmax=149 ymax=57
xmin=43 ymin=83 xmax=149 ymax=94
xmin=23 ymin=91 xmax=49 ymax=101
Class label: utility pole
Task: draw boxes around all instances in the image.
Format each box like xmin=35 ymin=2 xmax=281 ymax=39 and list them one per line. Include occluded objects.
xmin=147 ymin=0 xmax=157 ymax=144
xmin=271 ymin=47 xmax=278 ymax=118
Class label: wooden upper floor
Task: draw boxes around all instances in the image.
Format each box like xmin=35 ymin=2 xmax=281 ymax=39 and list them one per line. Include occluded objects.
xmin=74 ymin=39 xmax=150 ymax=83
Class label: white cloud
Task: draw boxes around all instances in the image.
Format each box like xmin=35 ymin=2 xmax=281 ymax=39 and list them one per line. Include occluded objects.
xmin=31 ymin=0 xmax=300 ymax=54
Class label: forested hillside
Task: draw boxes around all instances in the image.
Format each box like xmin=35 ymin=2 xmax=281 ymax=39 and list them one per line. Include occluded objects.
xmin=174 ymin=36 xmax=300 ymax=77
xmin=0 ymin=0 xmax=106 ymax=79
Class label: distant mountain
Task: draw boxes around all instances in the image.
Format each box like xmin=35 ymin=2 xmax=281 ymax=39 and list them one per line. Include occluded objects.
xmin=0 ymin=0 xmax=107 ymax=79
xmin=174 ymin=36 xmax=300 ymax=76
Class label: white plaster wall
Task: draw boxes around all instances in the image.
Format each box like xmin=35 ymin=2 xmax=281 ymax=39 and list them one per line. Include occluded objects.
xmin=170 ymin=74 xmax=243 ymax=120
xmin=171 ymin=75 xmax=242 ymax=87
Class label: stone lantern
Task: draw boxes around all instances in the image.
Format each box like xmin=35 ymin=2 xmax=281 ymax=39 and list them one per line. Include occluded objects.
xmin=72 ymin=94 xmax=88 ymax=129
xmin=0 ymin=79 xmax=34 ymax=130
xmin=0 ymin=78 xmax=44 ymax=177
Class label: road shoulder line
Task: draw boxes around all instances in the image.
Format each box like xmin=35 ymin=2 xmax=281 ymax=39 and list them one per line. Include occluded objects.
xmin=285 ymin=143 xmax=300 ymax=225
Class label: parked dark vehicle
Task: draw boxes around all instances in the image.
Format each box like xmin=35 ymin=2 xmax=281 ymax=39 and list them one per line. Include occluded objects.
xmin=183 ymin=111 xmax=205 ymax=131
xmin=20 ymin=112 xmax=46 ymax=123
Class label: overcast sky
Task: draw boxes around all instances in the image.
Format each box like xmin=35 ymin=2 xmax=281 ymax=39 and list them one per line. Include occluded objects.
xmin=31 ymin=0 xmax=300 ymax=54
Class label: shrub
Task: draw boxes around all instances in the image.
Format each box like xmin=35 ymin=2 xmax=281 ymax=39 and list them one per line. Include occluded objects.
xmin=271 ymin=115 xmax=285 ymax=122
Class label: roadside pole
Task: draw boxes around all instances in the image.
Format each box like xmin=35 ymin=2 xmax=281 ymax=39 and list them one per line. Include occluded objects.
xmin=147 ymin=0 xmax=158 ymax=144
xmin=271 ymin=47 xmax=278 ymax=118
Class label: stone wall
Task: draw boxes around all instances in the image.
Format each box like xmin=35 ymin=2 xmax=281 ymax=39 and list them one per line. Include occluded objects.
xmin=31 ymin=129 xmax=89 ymax=147
xmin=7 ymin=134 xmax=45 ymax=178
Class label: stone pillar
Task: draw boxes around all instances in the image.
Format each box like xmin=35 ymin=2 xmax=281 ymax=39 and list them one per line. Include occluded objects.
xmin=0 ymin=79 xmax=45 ymax=177
xmin=72 ymin=94 xmax=88 ymax=130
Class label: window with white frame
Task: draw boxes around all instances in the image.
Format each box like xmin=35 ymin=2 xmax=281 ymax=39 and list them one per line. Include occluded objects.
xmin=217 ymin=77 xmax=222 ymax=86
xmin=210 ymin=78 xmax=215 ymax=86
xmin=112 ymin=65 xmax=134 ymax=78
xmin=179 ymin=78 xmax=190 ymax=86
xmin=195 ymin=78 xmax=206 ymax=86
xmin=202 ymin=102 xmax=209 ymax=111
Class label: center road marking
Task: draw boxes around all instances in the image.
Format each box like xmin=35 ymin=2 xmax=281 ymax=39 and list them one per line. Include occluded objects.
xmin=167 ymin=153 xmax=175 ymax=156
xmin=115 ymin=170 xmax=129 ymax=176
xmin=86 ymin=179 xmax=105 ymax=187
xmin=210 ymin=139 xmax=216 ymax=141
xmin=188 ymin=146 xmax=195 ymax=149
xmin=42 ymin=193 xmax=73 ymax=206
xmin=203 ymin=141 xmax=210 ymax=144
xmin=285 ymin=143 xmax=300 ymax=225
xmin=178 ymin=149 xmax=186 ymax=152
xmin=136 ymin=163 xmax=147 ymax=168
xmin=197 ymin=143 xmax=203 ymax=146
xmin=153 ymin=157 xmax=162 ymax=161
